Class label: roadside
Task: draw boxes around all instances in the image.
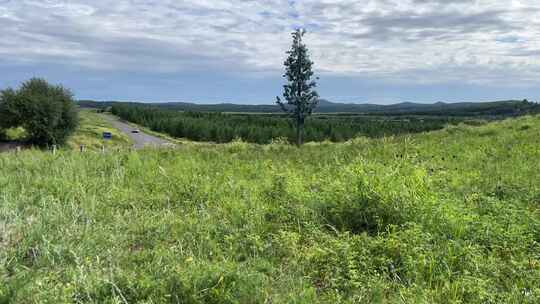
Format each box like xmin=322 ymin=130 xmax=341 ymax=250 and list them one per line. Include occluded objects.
xmin=67 ymin=110 xmax=133 ymax=150
xmin=99 ymin=114 xmax=174 ymax=149
xmin=0 ymin=127 xmax=29 ymax=152
xmin=0 ymin=142 xmax=30 ymax=153
xmin=1 ymin=110 xmax=175 ymax=152
xmin=114 ymin=118 xmax=188 ymax=146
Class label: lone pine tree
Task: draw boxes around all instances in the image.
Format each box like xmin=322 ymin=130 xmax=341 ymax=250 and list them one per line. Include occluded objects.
xmin=277 ymin=29 xmax=319 ymax=146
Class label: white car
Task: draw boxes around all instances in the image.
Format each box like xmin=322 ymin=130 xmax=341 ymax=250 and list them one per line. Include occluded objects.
xmin=132 ymin=129 xmax=140 ymax=133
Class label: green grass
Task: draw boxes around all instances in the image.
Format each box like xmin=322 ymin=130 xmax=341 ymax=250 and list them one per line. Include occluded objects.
xmin=67 ymin=109 xmax=133 ymax=150
xmin=0 ymin=115 xmax=539 ymax=303
xmin=3 ymin=127 xmax=27 ymax=141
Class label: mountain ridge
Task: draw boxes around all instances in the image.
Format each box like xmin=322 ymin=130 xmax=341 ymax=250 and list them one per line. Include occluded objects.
xmin=78 ymin=99 xmax=539 ymax=116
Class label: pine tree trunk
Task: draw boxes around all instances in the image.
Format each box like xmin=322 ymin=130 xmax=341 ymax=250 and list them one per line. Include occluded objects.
xmin=296 ymin=117 xmax=304 ymax=146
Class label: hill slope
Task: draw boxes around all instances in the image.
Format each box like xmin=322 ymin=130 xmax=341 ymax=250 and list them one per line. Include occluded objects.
xmin=1 ymin=115 xmax=539 ymax=302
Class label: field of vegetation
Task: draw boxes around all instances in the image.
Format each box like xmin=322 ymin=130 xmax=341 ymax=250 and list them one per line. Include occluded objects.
xmin=1 ymin=110 xmax=133 ymax=152
xmin=111 ymin=104 xmax=469 ymax=144
xmin=1 ymin=114 xmax=539 ymax=303
xmin=66 ymin=110 xmax=133 ymax=150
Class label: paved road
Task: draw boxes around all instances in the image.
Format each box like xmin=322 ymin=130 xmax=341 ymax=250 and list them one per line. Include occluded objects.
xmin=101 ymin=115 xmax=173 ymax=149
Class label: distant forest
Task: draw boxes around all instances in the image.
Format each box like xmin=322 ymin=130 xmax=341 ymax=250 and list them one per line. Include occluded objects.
xmin=80 ymin=99 xmax=540 ymax=144
xmin=111 ymin=104 xmax=468 ymax=143
xmin=80 ymin=99 xmax=540 ymax=116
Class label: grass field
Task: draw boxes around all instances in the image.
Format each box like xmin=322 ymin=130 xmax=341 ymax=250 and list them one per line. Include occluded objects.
xmin=1 ymin=115 xmax=539 ymax=303
xmin=66 ymin=110 xmax=133 ymax=150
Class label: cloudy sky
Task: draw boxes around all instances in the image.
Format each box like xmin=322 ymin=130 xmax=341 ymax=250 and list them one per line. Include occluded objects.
xmin=1 ymin=0 xmax=539 ymax=104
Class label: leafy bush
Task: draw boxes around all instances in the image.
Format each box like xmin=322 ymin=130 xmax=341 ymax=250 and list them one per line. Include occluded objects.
xmin=0 ymin=78 xmax=78 ymax=146
xmin=0 ymin=91 xmax=14 ymax=140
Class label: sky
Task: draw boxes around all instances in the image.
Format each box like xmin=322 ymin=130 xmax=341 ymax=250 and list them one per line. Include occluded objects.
xmin=0 ymin=0 xmax=539 ymax=104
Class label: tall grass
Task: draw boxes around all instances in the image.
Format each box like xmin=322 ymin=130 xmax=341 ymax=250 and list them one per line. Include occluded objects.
xmin=1 ymin=115 xmax=539 ymax=303
xmin=66 ymin=109 xmax=133 ymax=150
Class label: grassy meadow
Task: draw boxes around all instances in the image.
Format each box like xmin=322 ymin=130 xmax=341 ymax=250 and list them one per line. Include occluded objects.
xmin=66 ymin=110 xmax=133 ymax=150
xmin=0 ymin=114 xmax=539 ymax=303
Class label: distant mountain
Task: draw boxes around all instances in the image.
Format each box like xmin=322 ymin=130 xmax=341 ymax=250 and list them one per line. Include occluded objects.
xmin=78 ymin=99 xmax=539 ymax=116
xmin=315 ymin=99 xmax=540 ymax=116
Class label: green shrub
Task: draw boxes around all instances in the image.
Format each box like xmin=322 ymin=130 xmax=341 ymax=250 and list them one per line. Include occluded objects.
xmin=0 ymin=78 xmax=78 ymax=146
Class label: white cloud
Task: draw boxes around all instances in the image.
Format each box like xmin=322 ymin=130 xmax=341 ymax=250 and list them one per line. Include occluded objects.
xmin=0 ymin=0 xmax=539 ymax=86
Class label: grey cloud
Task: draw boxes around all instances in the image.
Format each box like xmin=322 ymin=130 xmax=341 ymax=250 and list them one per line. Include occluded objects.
xmin=0 ymin=0 xmax=539 ymax=87
xmin=506 ymin=48 xmax=540 ymax=57
xmin=411 ymin=0 xmax=474 ymax=4
xmin=363 ymin=10 xmax=512 ymax=32
xmin=346 ymin=10 xmax=516 ymax=42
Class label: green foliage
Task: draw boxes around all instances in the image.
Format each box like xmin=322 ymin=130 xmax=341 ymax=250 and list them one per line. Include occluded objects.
xmin=0 ymin=78 xmax=78 ymax=146
xmin=1 ymin=115 xmax=539 ymax=302
xmin=277 ymin=29 xmax=319 ymax=145
xmin=0 ymin=89 xmax=16 ymax=140
xmin=111 ymin=104 xmax=461 ymax=144
xmin=2 ymin=127 xmax=27 ymax=141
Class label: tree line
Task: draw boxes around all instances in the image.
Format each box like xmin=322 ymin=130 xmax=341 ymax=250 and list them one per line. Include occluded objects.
xmin=111 ymin=104 xmax=455 ymax=144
